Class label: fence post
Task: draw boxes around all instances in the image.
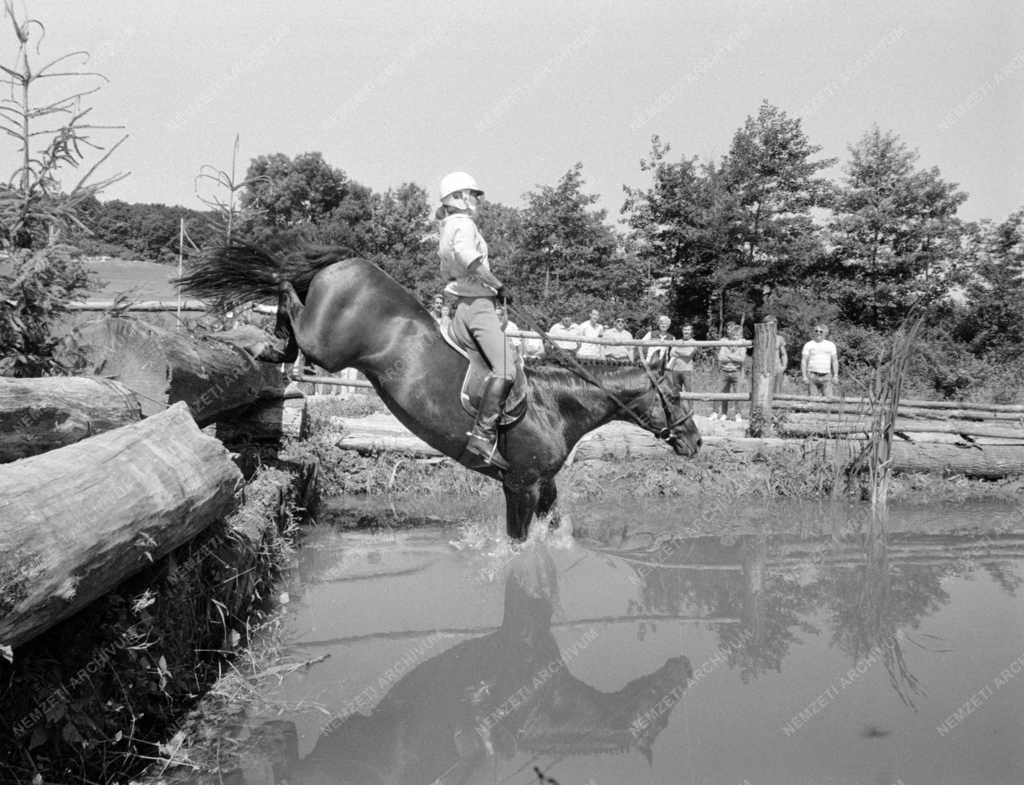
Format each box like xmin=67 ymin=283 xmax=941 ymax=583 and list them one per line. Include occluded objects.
xmin=748 ymin=319 xmax=776 ymax=436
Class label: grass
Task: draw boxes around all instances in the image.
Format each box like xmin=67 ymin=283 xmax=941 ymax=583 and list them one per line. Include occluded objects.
xmin=82 ymin=257 xmax=181 ymax=301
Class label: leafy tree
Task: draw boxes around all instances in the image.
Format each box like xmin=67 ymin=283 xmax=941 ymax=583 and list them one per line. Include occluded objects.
xmin=719 ymin=101 xmax=835 ymax=317
xmin=955 ymin=209 xmax=1024 ymax=356
xmin=622 ymin=136 xmax=743 ymax=334
xmin=365 ymin=182 xmax=437 ymax=300
xmin=511 ymin=162 xmax=628 ymax=318
xmin=239 ymin=151 xmax=374 ymax=250
xmin=826 ymin=126 xmax=968 ymax=329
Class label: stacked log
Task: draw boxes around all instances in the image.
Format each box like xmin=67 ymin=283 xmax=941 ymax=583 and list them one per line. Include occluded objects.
xmin=0 ymin=376 xmax=142 ymax=462
xmin=58 ymin=316 xmax=288 ymax=424
xmin=0 ymin=403 xmax=242 ymax=650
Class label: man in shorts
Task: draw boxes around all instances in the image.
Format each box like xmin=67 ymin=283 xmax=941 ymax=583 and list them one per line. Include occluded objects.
xmin=801 ymin=324 xmax=839 ymax=397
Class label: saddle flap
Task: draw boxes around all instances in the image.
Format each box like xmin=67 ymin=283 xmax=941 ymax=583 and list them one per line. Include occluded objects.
xmin=440 ymin=322 xmax=527 ymax=426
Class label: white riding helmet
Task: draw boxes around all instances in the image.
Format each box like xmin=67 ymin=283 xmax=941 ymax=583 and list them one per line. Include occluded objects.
xmin=439 ymin=171 xmax=483 ymax=210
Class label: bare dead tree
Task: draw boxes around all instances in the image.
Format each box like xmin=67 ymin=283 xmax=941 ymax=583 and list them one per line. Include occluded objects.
xmin=0 ymin=0 xmax=128 ymax=248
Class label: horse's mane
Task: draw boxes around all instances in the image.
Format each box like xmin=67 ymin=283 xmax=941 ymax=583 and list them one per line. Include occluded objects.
xmin=524 ymin=359 xmax=647 ymax=403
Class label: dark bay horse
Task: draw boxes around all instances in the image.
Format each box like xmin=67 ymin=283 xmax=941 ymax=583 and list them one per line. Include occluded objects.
xmin=178 ymin=245 xmax=701 ymax=539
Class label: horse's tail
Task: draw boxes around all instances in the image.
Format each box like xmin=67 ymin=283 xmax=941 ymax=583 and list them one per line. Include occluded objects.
xmin=176 ymin=243 xmax=352 ymax=305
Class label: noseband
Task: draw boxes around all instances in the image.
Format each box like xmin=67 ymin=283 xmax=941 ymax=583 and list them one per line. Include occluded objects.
xmin=634 ymin=364 xmax=694 ymax=442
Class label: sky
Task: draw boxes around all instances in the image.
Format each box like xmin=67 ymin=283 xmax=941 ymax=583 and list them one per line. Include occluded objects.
xmin=4 ymin=0 xmax=1022 ymax=224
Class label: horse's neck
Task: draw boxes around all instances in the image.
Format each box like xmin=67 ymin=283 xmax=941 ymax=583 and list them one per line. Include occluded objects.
xmin=561 ymin=368 xmax=653 ymax=446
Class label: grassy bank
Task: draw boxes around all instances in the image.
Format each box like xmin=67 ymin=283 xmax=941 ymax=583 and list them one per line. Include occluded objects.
xmin=296 ymin=395 xmax=1024 ymax=516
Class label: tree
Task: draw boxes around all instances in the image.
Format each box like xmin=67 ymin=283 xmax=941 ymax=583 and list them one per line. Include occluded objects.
xmin=0 ymin=1 xmax=127 ymax=249
xmin=955 ymin=209 xmax=1024 ymax=356
xmin=365 ymin=182 xmax=437 ymax=300
xmin=512 ymin=163 xmax=626 ymax=317
xmin=622 ymin=136 xmax=744 ymax=333
xmin=827 ymin=126 xmax=967 ymax=329
xmin=719 ymin=101 xmax=834 ymax=317
xmin=239 ymin=151 xmax=374 ymax=250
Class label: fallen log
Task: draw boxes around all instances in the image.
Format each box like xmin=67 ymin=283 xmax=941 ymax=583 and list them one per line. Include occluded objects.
xmin=777 ymin=412 xmax=1024 ymax=441
xmin=0 ymin=376 xmax=142 ymax=462
xmin=0 ymin=402 xmax=242 ymax=650
xmin=773 ymin=394 xmax=1024 ymax=414
xmin=57 ymin=316 xmax=287 ymax=425
xmin=573 ymin=429 xmax=1024 ymax=479
xmin=772 ymin=398 xmax=1024 ymax=423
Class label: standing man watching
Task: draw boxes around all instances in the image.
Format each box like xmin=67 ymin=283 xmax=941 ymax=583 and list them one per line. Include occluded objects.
xmin=576 ymin=308 xmax=605 ymax=360
xmin=801 ymin=324 xmax=839 ymax=397
xmin=672 ymin=323 xmax=698 ymax=392
xmin=548 ymin=315 xmax=579 ymax=354
xmin=641 ymin=315 xmax=675 ymax=368
xmin=603 ymin=317 xmax=634 ymax=362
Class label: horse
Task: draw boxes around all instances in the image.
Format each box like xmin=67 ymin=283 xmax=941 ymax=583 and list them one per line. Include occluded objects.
xmin=178 ymin=245 xmax=702 ymax=540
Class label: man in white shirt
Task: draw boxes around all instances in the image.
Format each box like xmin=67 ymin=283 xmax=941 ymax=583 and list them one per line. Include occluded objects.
xmin=548 ymin=316 xmax=579 ymax=354
xmin=801 ymin=324 xmax=839 ymax=397
xmin=575 ymin=309 xmax=605 ymax=360
xmin=641 ymin=315 xmax=674 ymax=368
xmin=603 ymin=317 xmax=634 ymax=362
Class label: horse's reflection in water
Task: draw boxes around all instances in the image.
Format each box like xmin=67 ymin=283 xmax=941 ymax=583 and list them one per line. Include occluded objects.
xmin=269 ymin=546 xmax=692 ymax=785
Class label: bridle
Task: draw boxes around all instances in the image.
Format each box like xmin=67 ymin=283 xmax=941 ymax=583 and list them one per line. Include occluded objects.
xmin=636 ymin=361 xmax=695 ymax=442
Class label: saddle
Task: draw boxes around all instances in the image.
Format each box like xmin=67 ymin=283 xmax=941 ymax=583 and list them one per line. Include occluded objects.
xmin=440 ymin=322 xmax=528 ymax=427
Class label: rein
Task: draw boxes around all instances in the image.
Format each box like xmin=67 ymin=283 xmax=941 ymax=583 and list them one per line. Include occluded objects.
xmin=507 ymin=303 xmax=692 ymax=440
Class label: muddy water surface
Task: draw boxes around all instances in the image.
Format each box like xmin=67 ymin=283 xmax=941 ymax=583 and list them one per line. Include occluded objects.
xmin=239 ymin=498 xmax=1024 ymax=785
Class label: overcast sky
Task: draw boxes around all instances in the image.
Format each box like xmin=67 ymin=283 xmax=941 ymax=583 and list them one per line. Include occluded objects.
xmin=5 ymin=0 xmax=1022 ymax=223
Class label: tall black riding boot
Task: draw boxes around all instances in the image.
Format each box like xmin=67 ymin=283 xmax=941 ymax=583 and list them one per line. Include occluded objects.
xmin=466 ymin=376 xmax=514 ymax=470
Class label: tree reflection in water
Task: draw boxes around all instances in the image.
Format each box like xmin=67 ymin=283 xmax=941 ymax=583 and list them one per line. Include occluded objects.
xmin=614 ymin=523 xmax=1023 ymax=699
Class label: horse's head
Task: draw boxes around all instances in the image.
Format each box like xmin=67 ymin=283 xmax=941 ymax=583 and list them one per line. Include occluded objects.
xmin=640 ymin=366 xmax=701 ymax=457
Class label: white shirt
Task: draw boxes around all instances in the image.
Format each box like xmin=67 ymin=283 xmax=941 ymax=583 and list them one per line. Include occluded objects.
xmin=602 ymin=328 xmax=634 ymax=361
xmin=802 ymin=339 xmax=837 ymax=374
xmin=576 ymin=320 xmax=605 ymax=358
xmin=548 ymin=322 xmax=579 ymax=351
xmin=437 ymin=213 xmax=495 ymax=297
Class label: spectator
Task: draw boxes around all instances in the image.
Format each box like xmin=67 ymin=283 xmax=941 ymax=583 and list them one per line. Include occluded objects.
xmin=548 ymin=315 xmax=579 ymax=353
xmin=496 ymin=304 xmax=522 ymax=360
xmin=429 ymin=293 xmax=451 ymax=331
xmin=603 ymin=317 xmax=634 ymax=362
xmin=715 ymin=321 xmax=746 ymax=418
xmin=801 ymin=324 xmax=839 ymax=397
xmin=641 ymin=315 xmax=674 ymax=368
xmin=774 ymin=328 xmax=789 ymax=394
xmin=520 ymin=329 xmax=546 ymax=359
xmin=576 ymin=308 xmax=605 ymax=360
xmin=671 ymin=322 xmax=698 ymax=392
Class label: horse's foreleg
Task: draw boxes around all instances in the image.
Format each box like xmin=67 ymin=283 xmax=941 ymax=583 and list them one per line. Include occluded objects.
xmin=503 ymin=482 xmax=540 ymax=541
xmin=536 ymin=477 xmax=560 ymax=530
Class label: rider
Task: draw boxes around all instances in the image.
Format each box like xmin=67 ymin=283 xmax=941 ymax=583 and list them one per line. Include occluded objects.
xmin=436 ymin=171 xmax=513 ymax=470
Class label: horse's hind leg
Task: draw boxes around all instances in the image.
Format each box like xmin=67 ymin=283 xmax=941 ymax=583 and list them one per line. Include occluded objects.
xmin=255 ymin=283 xmax=301 ymax=363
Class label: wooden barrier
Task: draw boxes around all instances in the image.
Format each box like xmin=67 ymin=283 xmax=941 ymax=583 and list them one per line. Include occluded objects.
xmin=58 ymin=316 xmax=288 ymax=424
xmin=0 ymin=403 xmax=242 ymax=650
xmin=0 ymin=376 xmax=142 ymax=462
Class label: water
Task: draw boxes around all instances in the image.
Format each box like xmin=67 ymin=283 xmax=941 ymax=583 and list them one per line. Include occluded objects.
xmin=234 ymin=498 xmax=1024 ymax=785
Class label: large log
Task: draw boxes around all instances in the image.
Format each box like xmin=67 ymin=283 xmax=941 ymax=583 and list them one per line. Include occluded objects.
xmin=57 ymin=316 xmax=287 ymax=424
xmin=0 ymin=376 xmax=142 ymax=462
xmin=573 ymin=428 xmax=1024 ymax=478
xmin=0 ymin=402 xmax=242 ymax=650
xmin=777 ymin=412 xmax=1024 ymax=442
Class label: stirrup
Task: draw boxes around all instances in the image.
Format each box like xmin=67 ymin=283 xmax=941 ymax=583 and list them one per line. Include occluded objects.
xmin=465 ymin=431 xmax=509 ymax=470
